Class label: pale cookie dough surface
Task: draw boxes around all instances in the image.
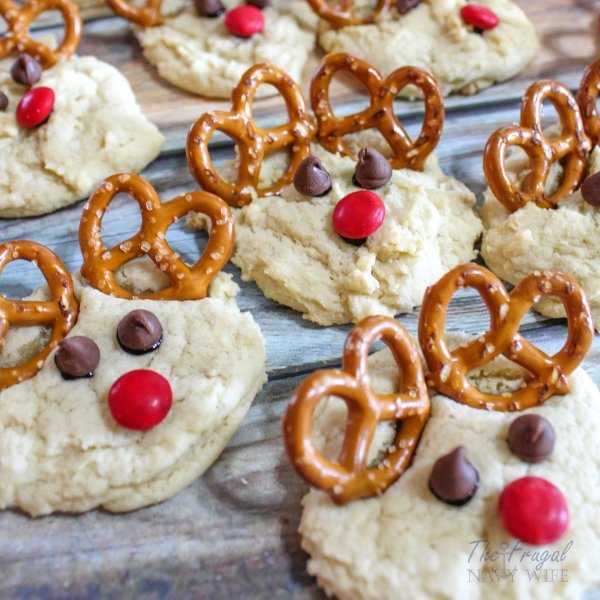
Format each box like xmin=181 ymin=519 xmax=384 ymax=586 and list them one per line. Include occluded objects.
xmin=210 ymin=145 xmax=481 ymax=326
xmin=0 ymin=270 xmax=266 ymax=516
xmin=317 ymin=0 xmax=538 ymax=96
xmin=0 ymin=55 xmax=164 ymax=218
xmin=481 ymin=146 xmax=600 ymax=330
xmin=300 ymin=341 xmax=600 ymax=600
xmin=133 ymin=0 xmax=317 ymax=99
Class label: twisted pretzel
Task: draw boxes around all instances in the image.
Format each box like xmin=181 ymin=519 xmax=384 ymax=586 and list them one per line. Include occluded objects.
xmin=0 ymin=241 xmax=78 ymax=390
xmin=484 ymin=80 xmax=591 ymax=213
xmin=577 ymin=58 xmax=600 ymax=147
xmin=79 ymin=173 xmax=234 ymax=300
xmin=311 ymin=53 xmax=444 ymax=171
xmin=419 ymin=263 xmax=593 ymax=411
xmin=186 ymin=63 xmax=317 ymax=208
xmin=105 ymin=0 xmax=164 ymax=27
xmin=0 ymin=0 xmax=81 ymax=68
xmin=284 ymin=316 xmax=430 ymax=504
xmin=305 ymin=0 xmax=392 ymax=28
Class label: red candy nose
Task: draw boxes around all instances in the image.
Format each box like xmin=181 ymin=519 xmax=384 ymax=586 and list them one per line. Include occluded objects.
xmin=332 ymin=190 xmax=386 ymax=240
xmin=460 ymin=4 xmax=499 ymax=30
xmin=224 ymin=5 xmax=265 ymax=37
xmin=108 ymin=369 xmax=173 ymax=430
xmin=16 ymin=87 xmax=55 ymax=128
xmin=498 ymin=476 xmax=569 ymax=545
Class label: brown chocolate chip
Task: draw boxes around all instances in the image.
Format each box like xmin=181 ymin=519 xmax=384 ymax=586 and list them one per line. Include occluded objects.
xmin=581 ymin=171 xmax=600 ymax=207
xmin=293 ymin=156 xmax=332 ymax=196
xmin=10 ymin=54 xmax=42 ymax=86
xmin=428 ymin=446 xmax=480 ymax=506
xmin=117 ymin=309 xmax=163 ymax=354
xmin=353 ymin=147 xmax=392 ymax=189
xmin=507 ymin=414 xmax=555 ymax=463
xmin=0 ymin=91 xmax=8 ymax=112
xmin=54 ymin=336 xmax=101 ymax=379
xmin=246 ymin=0 xmax=270 ymax=7
xmin=193 ymin=0 xmax=225 ymax=17
xmin=396 ymin=0 xmax=420 ymax=15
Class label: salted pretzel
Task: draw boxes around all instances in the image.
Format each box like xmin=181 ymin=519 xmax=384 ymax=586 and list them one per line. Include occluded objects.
xmin=0 ymin=0 xmax=82 ymax=68
xmin=105 ymin=0 xmax=164 ymax=27
xmin=577 ymin=58 xmax=600 ymax=147
xmin=284 ymin=316 xmax=430 ymax=504
xmin=419 ymin=263 xmax=593 ymax=411
xmin=187 ymin=63 xmax=316 ymax=208
xmin=0 ymin=241 xmax=78 ymax=390
xmin=310 ymin=53 xmax=444 ymax=171
xmin=484 ymin=80 xmax=591 ymax=212
xmin=305 ymin=0 xmax=392 ymax=28
xmin=79 ymin=173 xmax=234 ymax=300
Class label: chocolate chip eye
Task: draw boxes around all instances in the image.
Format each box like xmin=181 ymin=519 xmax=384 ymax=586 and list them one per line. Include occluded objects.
xmin=396 ymin=0 xmax=420 ymax=15
xmin=293 ymin=156 xmax=332 ymax=197
xmin=507 ymin=414 xmax=555 ymax=463
xmin=353 ymin=148 xmax=392 ymax=189
xmin=55 ymin=336 xmax=100 ymax=379
xmin=193 ymin=0 xmax=225 ymax=18
xmin=428 ymin=446 xmax=480 ymax=506
xmin=117 ymin=310 xmax=163 ymax=355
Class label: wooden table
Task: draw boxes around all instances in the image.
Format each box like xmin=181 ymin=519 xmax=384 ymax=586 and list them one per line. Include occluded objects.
xmin=1 ymin=2 xmax=600 ymax=598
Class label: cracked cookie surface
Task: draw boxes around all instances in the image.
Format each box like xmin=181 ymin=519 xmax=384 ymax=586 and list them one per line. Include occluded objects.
xmin=0 ymin=270 xmax=266 ymax=516
xmin=206 ymin=144 xmax=482 ymax=326
xmin=300 ymin=340 xmax=600 ymax=600
xmin=0 ymin=55 xmax=163 ymax=217
xmin=317 ymin=0 xmax=537 ymax=96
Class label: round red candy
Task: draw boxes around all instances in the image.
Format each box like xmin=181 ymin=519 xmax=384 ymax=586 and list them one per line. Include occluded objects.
xmin=460 ymin=4 xmax=499 ymax=30
xmin=224 ymin=5 xmax=264 ymax=37
xmin=16 ymin=86 xmax=55 ymax=128
xmin=332 ymin=190 xmax=386 ymax=240
xmin=108 ymin=369 xmax=173 ymax=430
xmin=498 ymin=477 xmax=569 ymax=545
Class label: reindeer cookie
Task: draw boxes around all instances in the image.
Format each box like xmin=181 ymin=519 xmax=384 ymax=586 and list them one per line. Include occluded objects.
xmin=306 ymin=0 xmax=537 ymax=96
xmin=481 ymin=60 xmax=600 ymax=331
xmin=285 ymin=264 xmax=600 ymax=600
xmin=187 ymin=56 xmax=482 ymax=326
xmin=106 ymin=0 xmax=317 ymax=99
xmin=0 ymin=174 xmax=266 ymax=516
xmin=0 ymin=0 xmax=163 ymax=217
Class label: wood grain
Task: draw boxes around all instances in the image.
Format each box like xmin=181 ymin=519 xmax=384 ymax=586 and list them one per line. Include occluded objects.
xmin=1 ymin=1 xmax=600 ymax=599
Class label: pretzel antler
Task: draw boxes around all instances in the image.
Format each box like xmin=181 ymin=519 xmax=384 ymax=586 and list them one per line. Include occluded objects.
xmin=484 ymin=80 xmax=591 ymax=212
xmin=105 ymin=0 xmax=164 ymax=27
xmin=577 ymin=58 xmax=600 ymax=147
xmin=311 ymin=53 xmax=444 ymax=171
xmin=419 ymin=263 xmax=593 ymax=411
xmin=0 ymin=241 xmax=79 ymax=390
xmin=284 ymin=316 xmax=430 ymax=504
xmin=80 ymin=174 xmax=234 ymax=300
xmin=0 ymin=0 xmax=82 ymax=68
xmin=305 ymin=0 xmax=392 ymax=28
xmin=187 ymin=63 xmax=317 ymax=208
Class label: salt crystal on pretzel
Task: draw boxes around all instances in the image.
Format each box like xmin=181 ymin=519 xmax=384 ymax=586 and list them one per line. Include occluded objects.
xmin=0 ymin=0 xmax=82 ymax=68
xmin=283 ymin=315 xmax=430 ymax=504
xmin=186 ymin=63 xmax=317 ymax=208
xmin=0 ymin=240 xmax=78 ymax=390
xmin=484 ymin=79 xmax=592 ymax=212
xmin=79 ymin=173 xmax=234 ymax=300
xmin=310 ymin=52 xmax=444 ymax=171
xmin=419 ymin=263 xmax=593 ymax=411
